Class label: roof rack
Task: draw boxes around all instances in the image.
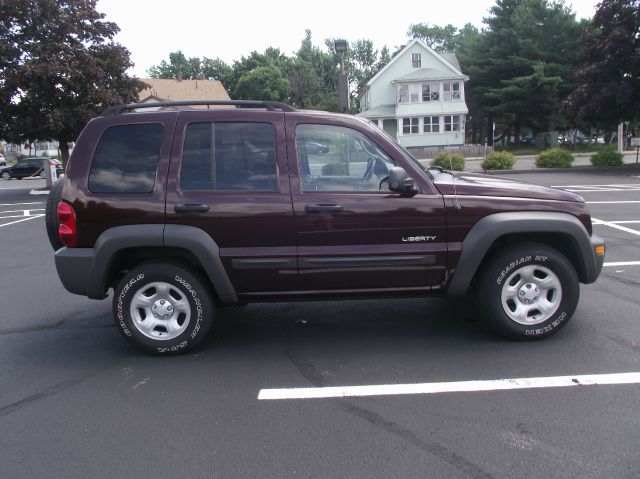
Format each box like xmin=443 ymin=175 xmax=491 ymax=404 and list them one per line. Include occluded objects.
xmin=101 ymin=100 xmax=296 ymax=116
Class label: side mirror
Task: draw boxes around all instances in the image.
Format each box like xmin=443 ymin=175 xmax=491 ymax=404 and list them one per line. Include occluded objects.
xmin=388 ymin=167 xmax=419 ymax=196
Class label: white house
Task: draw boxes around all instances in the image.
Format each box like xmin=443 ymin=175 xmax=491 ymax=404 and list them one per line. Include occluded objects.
xmin=357 ymin=38 xmax=469 ymax=149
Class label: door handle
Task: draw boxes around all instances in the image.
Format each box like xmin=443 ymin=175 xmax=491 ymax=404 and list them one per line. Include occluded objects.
xmin=174 ymin=203 xmax=209 ymax=213
xmin=305 ymin=203 xmax=344 ymax=213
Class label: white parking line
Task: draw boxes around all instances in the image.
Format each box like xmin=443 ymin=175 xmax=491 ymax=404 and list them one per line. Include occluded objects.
xmin=587 ymin=201 xmax=640 ymax=204
xmin=596 ymin=220 xmax=640 ymax=224
xmin=604 ymin=261 xmax=640 ymax=267
xmin=0 ymin=202 xmax=43 ymax=206
xmin=592 ymin=218 xmax=640 ymax=236
xmin=258 ymin=372 xmax=640 ymax=400
xmin=0 ymin=214 xmax=45 ymax=228
xmin=553 ymin=184 xmax=640 ymax=192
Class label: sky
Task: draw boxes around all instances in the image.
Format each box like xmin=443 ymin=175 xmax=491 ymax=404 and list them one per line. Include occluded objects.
xmin=96 ymin=0 xmax=600 ymax=78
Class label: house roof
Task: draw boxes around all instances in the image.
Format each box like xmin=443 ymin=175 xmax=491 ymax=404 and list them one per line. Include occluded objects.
xmin=364 ymin=38 xmax=465 ymax=88
xmin=355 ymin=105 xmax=396 ymax=118
xmin=441 ymin=52 xmax=461 ymax=71
xmin=138 ymin=79 xmax=231 ymax=104
xmin=393 ymin=68 xmax=467 ymax=83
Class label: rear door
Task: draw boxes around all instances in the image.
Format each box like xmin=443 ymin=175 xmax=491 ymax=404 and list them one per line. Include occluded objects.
xmin=286 ymin=115 xmax=448 ymax=293
xmin=165 ymin=110 xmax=297 ymax=297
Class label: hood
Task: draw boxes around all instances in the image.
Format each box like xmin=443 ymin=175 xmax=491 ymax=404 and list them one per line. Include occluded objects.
xmin=431 ymin=171 xmax=584 ymax=203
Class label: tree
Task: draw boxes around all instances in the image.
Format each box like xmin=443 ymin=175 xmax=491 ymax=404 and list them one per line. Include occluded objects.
xmin=563 ymin=0 xmax=640 ymax=129
xmin=147 ymin=51 xmax=202 ymax=79
xmin=460 ymin=0 xmax=584 ymax=144
xmin=148 ymin=52 xmax=234 ymax=91
xmin=0 ymin=0 xmax=145 ymax=161
xmin=287 ymin=58 xmax=323 ymax=108
xmin=407 ymin=23 xmax=461 ymax=52
xmin=233 ymin=65 xmax=291 ymax=102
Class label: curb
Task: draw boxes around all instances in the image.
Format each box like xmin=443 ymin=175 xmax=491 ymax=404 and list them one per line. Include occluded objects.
xmin=477 ymin=164 xmax=640 ymax=175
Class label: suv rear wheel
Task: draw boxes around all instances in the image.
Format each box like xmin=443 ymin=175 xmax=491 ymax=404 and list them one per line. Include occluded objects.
xmin=477 ymin=243 xmax=579 ymax=339
xmin=113 ymin=261 xmax=214 ymax=354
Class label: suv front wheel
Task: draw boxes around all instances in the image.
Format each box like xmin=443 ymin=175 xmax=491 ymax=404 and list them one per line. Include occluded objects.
xmin=113 ymin=261 xmax=214 ymax=354
xmin=477 ymin=243 xmax=579 ymax=339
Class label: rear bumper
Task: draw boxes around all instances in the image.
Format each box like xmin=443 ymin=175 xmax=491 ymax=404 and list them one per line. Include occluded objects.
xmin=54 ymin=247 xmax=102 ymax=298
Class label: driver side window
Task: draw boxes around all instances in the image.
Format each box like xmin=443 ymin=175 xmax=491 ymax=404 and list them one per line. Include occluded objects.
xmin=295 ymin=124 xmax=394 ymax=192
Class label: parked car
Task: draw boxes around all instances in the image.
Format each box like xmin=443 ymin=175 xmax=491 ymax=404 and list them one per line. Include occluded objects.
xmin=0 ymin=153 xmax=6 ymax=166
xmin=304 ymin=141 xmax=329 ymax=155
xmin=0 ymin=157 xmax=64 ymax=180
xmin=49 ymin=99 xmax=605 ymax=355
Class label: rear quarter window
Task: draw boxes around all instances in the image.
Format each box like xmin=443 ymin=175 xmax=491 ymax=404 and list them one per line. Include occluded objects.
xmin=88 ymin=123 xmax=163 ymax=193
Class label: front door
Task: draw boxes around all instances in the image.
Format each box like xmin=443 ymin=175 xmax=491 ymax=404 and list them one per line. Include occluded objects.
xmin=287 ymin=117 xmax=448 ymax=293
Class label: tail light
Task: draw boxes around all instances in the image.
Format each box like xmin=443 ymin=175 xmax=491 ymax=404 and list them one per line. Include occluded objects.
xmin=57 ymin=201 xmax=77 ymax=247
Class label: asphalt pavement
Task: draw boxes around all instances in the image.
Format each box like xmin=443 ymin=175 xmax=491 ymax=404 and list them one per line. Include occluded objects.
xmin=0 ymin=170 xmax=639 ymax=478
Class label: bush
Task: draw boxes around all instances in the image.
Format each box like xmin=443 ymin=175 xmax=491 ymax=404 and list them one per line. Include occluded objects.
xmin=431 ymin=151 xmax=465 ymax=171
xmin=536 ymin=148 xmax=573 ymax=168
xmin=590 ymin=149 xmax=624 ymax=167
xmin=321 ymin=162 xmax=349 ymax=175
xmin=481 ymin=151 xmax=516 ymax=170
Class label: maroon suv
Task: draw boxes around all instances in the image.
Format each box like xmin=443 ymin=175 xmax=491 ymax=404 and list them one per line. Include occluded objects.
xmin=48 ymin=100 xmax=605 ymax=354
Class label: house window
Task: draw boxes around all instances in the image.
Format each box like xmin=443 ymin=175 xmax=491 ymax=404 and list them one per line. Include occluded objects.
xmin=402 ymin=118 xmax=419 ymax=135
xmin=409 ymin=84 xmax=420 ymax=103
xmin=412 ymin=53 xmax=421 ymax=68
xmin=422 ymin=83 xmax=439 ymax=102
xmin=444 ymin=115 xmax=461 ymax=132
xmin=443 ymin=82 xmax=461 ymax=101
xmin=423 ymin=116 xmax=440 ymax=133
xmin=398 ymin=84 xmax=408 ymax=103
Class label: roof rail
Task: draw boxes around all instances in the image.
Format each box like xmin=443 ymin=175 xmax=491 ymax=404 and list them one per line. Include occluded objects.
xmin=101 ymin=100 xmax=296 ymax=116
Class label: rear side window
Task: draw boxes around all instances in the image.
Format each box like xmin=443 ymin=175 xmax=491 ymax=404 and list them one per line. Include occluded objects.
xmin=88 ymin=123 xmax=163 ymax=193
xmin=180 ymin=122 xmax=277 ymax=192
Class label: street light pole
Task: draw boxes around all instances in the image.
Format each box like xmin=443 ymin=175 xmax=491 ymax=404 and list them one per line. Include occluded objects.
xmin=334 ymin=39 xmax=348 ymax=112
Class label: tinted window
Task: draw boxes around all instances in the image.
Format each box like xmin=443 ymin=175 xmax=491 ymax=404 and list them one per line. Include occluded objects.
xmin=89 ymin=123 xmax=163 ymax=193
xmin=296 ymin=124 xmax=394 ymax=192
xmin=180 ymin=122 xmax=277 ymax=192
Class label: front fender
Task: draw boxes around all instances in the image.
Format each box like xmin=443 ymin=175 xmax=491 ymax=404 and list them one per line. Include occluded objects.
xmin=446 ymin=212 xmax=604 ymax=297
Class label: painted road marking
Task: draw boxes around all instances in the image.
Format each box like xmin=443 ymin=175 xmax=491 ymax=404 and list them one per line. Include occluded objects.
xmin=258 ymin=372 xmax=640 ymax=400
xmin=553 ymin=184 xmax=640 ymax=192
xmin=587 ymin=201 xmax=640 ymax=204
xmin=592 ymin=218 xmax=640 ymax=236
xmin=0 ymin=214 xmax=45 ymax=228
xmin=0 ymin=202 xmax=43 ymax=206
xmin=604 ymin=261 xmax=640 ymax=267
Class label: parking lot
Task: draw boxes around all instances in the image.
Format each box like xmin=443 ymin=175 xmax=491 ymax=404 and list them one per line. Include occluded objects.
xmin=1 ymin=170 xmax=639 ymax=478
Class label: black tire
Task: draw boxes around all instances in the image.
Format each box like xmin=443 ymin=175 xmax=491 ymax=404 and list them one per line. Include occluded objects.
xmin=476 ymin=242 xmax=579 ymax=340
xmin=1 ymin=171 xmax=11 ymax=180
xmin=113 ymin=261 xmax=215 ymax=355
xmin=45 ymin=179 xmax=64 ymax=251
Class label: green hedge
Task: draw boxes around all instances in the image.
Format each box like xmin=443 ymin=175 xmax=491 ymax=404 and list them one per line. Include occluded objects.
xmin=536 ymin=148 xmax=574 ymax=168
xmin=321 ymin=162 xmax=349 ymax=175
xmin=591 ymin=149 xmax=623 ymax=166
xmin=431 ymin=151 xmax=465 ymax=171
xmin=482 ymin=151 xmax=516 ymax=170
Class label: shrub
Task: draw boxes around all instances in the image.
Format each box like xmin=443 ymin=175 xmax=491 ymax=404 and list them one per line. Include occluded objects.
xmin=481 ymin=151 xmax=516 ymax=170
xmin=431 ymin=151 xmax=465 ymax=171
xmin=321 ymin=161 xmax=349 ymax=175
xmin=590 ymin=149 xmax=624 ymax=167
xmin=536 ymin=148 xmax=573 ymax=168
